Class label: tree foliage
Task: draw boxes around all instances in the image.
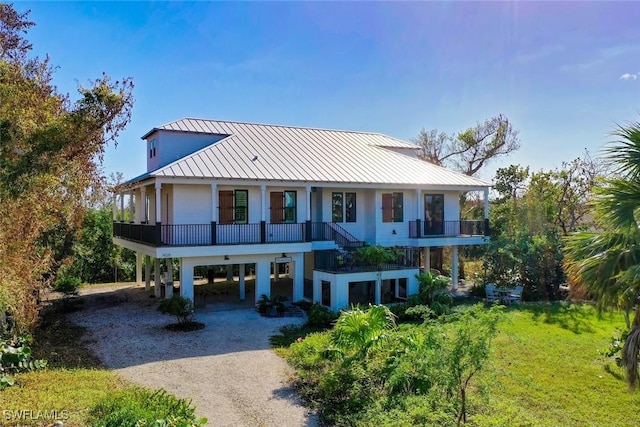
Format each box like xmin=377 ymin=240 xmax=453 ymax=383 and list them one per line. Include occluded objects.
xmin=0 ymin=5 xmax=133 ymax=332
xmin=415 ymin=114 xmax=520 ymax=176
xmin=564 ymin=119 xmax=640 ymax=390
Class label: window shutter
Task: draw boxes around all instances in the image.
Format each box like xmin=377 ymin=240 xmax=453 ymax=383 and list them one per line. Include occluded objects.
xmin=382 ymin=193 xmax=393 ymax=222
xmin=270 ymin=192 xmax=284 ymax=223
xmin=219 ymin=191 xmax=234 ymax=224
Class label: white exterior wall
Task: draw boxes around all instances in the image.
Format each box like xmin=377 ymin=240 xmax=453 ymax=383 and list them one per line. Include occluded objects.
xmin=320 ymin=188 xmax=369 ymax=240
xmin=173 ymin=184 xmax=211 ymax=225
xmin=375 ymin=189 xmax=415 ymax=246
xmin=443 ymin=191 xmax=461 ymax=221
xmin=146 ymin=131 xmax=225 ymax=172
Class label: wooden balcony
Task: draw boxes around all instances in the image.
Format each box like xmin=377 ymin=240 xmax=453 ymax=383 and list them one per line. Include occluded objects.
xmin=408 ymin=219 xmax=489 ymax=238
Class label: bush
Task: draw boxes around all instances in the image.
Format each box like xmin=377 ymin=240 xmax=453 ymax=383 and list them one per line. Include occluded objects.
xmin=306 ymin=303 xmax=337 ymax=328
xmin=158 ymin=296 xmax=194 ymax=324
xmin=54 ymin=275 xmax=81 ymax=296
xmin=88 ymin=387 xmax=207 ymax=427
xmin=0 ymin=333 xmax=47 ymax=389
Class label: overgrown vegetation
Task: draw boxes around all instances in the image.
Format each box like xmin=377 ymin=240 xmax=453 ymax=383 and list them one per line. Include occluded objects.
xmin=88 ymin=387 xmax=207 ymax=427
xmin=286 ymin=304 xmax=502 ymax=426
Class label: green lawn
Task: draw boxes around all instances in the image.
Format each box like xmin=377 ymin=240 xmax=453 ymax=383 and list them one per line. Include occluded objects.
xmin=476 ymin=303 xmax=640 ymax=426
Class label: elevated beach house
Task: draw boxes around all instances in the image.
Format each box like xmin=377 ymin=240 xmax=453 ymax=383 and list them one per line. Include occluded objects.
xmin=112 ymin=119 xmax=490 ymax=311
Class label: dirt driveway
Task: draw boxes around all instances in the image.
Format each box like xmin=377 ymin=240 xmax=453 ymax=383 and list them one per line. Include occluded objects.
xmin=70 ymin=284 xmax=318 ymax=427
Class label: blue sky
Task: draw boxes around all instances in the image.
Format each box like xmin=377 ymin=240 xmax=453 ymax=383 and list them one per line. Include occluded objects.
xmin=21 ymin=1 xmax=640 ymax=182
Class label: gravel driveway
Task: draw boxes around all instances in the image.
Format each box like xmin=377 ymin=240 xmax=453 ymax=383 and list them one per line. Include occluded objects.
xmin=70 ymin=284 xmax=318 ymax=427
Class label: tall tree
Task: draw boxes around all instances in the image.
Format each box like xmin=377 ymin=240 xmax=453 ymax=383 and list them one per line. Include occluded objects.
xmin=415 ymin=114 xmax=520 ymax=176
xmin=0 ymin=4 xmax=133 ymax=332
xmin=564 ymin=120 xmax=640 ymax=390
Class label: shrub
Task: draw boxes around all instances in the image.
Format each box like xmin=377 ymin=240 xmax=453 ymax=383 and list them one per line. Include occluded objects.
xmin=54 ymin=275 xmax=81 ymax=296
xmin=158 ymin=296 xmax=194 ymax=324
xmin=88 ymin=387 xmax=207 ymax=427
xmin=306 ymin=303 xmax=337 ymax=328
xmin=0 ymin=333 xmax=47 ymax=389
xmin=256 ymin=294 xmax=288 ymax=316
xmin=404 ymin=304 xmax=435 ymax=321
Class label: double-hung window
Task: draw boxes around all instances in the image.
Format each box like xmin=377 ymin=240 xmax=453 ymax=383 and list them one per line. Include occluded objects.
xmin=382 ymin=192 xmax=403 ymax=223
xmin=332 ymin=192 xmax=357 ymax=223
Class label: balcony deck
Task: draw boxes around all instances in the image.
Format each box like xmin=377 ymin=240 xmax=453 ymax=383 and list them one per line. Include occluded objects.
xmin=314 ymin=247 xmax=420 ymax=274
xmin=408 ymin=219 xmax=489 ymax=239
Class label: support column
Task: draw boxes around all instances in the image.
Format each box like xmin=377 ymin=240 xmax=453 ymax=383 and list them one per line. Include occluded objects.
xmin=239 ymin=264 xmax=246 ymax=301
xmin=274 ymin=262 xmax=280 ymax=280
xmin=135 ymin=252 xmax=143 ymax=285
xmin=140 ymin=186 xmax=146 ymax=223
xmin=120 ymin=192 xmax=125 ymax=222
xmin=484 ymin=188 xmax=489 ymax=219
xmin=292 ymin=254 xmax=304 ymax=302
xmin=166 ymin=258 xmax=174 ymax=298
xmin=255 ymin=259 xmax=271 ymax=303
xmin=112 ymin=193 xmax=118 ymax=220
xmin=180 ymin=259 xmax=194 ymax=302
xmin=375 ymin=276 xmax=382 ymax=305
xmin=129 ymin=190 xmax=134 ymax=222
xmin=145 ymin=255 xmax=151 ymax=291
xmin=154 ymin=257 xmax=161 ymax=298
xmin=423 ymin=247 xmax=431 ymax=272
xmin=306 ymin=186 xmax=312 ymax=221
xmin=178 ymin=258 xmax=183 ymax=294
xmin=451 ymin=246 xmax=459 ymax=291
xmin=415 ymin=188 xmax=421 ymax=219
xmin=226 ymin=264 xmax=234 ymax=281
xmin=260 ymin=184 xmax=267 ymax=222
xmin=155 ymin=182 xmax=162 ymax=223
xmin=211 ymin=183 xmax=218 ymax=221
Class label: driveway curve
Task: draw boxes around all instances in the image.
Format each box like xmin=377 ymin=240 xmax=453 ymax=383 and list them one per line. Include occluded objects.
xmin=70 ymin=284 xmax=317 ymax=427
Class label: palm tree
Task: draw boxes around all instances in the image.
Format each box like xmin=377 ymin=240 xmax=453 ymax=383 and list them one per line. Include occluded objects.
xmin=331 ymin=305 xmax=396 ymax=359
xmin=564 ymin=120 xmax=640 ymax=390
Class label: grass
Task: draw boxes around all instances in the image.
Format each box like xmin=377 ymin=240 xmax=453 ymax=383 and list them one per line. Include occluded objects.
xmin=1 ymin=297 xmax=127 ymax=426
xmin=475 ymin=302 xmax=640 ymax=426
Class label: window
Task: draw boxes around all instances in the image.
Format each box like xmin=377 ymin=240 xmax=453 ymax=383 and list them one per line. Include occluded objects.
xmin=149 ymin=138 xmax=157 ymax=158
xmin=345 ymin=192 xmax=356 ymax=222
xmin=382 ymin=192 xmax=403 ymax=222
xmin=424 ymin=194 xmax=444 ymax=235
xmin=219 ymin=190 xmax=248 ymax=224
xmin=284 ymin=191 xmax=297 ymax=223
xmin=332 ymin=192 xmax=357 ymax=223
xmin=270 ymin=191 xmax=297 ymax=223
xmin=332 ymin=192 xmax=343 ymax=222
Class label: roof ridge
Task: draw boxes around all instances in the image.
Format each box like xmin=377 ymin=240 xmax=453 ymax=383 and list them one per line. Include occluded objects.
xmin=168 ymin=117 xmax=386 ymax=136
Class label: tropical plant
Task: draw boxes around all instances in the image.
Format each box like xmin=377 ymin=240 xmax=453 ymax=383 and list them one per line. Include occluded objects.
xmin=256 ymin=294 xmax=288 ymax=317
xmin=0 ymin=333 xmax=47 ymax=389
xmin=331 ymin=305 xmax=396 ymax=359
xmin=564 ymin=119 xmax=640 ymax=390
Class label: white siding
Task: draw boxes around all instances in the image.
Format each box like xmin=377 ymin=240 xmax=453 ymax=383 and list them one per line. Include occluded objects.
xmin=375 ymin=190 xmax=414 ymax=246
xmin=146 ymin=131 xmax=225 ymax=173
xmin=444 ymin=192 xmax=460 ymax=222
xmin=173 ymin=184 xmax=212 ymax=224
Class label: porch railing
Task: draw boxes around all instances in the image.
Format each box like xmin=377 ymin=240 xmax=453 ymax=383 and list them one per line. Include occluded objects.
xmin=113 ymin=221 xmax=332 ymax=247
xmin=408 ymin=219 xmax=489 ymax=238
xmin=314 ymin=247 xmax=420 ymax=274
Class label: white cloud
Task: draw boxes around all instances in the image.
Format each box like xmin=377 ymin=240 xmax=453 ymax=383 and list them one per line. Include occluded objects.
xmin=620 ymin=73 xmax=638 ymax=80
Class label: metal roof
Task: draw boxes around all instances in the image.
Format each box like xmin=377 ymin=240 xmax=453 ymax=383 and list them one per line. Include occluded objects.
xmin=143 ymin=118 xmax=491 ymax=188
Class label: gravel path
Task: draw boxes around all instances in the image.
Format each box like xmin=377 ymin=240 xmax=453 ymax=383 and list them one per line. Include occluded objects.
xmin=70 ymin=284 xmax=318 ymax=427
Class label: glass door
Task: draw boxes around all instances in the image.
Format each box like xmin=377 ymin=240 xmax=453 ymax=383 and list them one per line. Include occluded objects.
xmin=424 ymin=194 xmax=444 ymax=235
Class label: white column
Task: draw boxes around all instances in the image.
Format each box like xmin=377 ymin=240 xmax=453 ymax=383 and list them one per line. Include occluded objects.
xmin=180 ymin=259 xmax=194 ymax=302
xmin=306 ymin=186 xmax=312 ymax=221
xmin=135 ymin=252 xmax=143 ymax=285
xmin=120 ymin=193 xmax=125 ymax=222
xmin=155 ymin=182 xmax=162 ymax=223
xmin=144 ymin=255 xmax=151 ymax=291
xmin=226 ymin=264 xmax=234 ymax=281
xmin=255 ymin=259 xmax=271 ymax=303
xmin=292 ymin=254 xmax=304 ymax=302
xmin=423 ymin=247 xmax=431 ymax=272
xmin=484 ymin=188 xmax=489 ymax=219
xmin=238 ymin=264 xmax=246 ymax=301
xmin=129 ymin=190 xmax=134 ymax=222
xmin=178 ymin=258 xmax=183 ymax=292
xmin=154 ymin=258 xmax=162 ymax=298
xmin=415 ymin=188 xmax=421 ymax=219
xmin=140 ymin=186 xmax=146 ymax=223
xmin=451 ymin=246 xmax=459 ymax=291
xmin=211 ymin=183 xmax=218 ymax=222
xmin=260 ymin=184 xmax=267 ymax=222
xmin=375 ymin=277 xmax=382 ymax=305
xmin=166 ymin=258 xmax=174 ymax=298
xmin=274 ymin=262 xmax=280 ymax=280
xmin=312 ymin=272 xmax=321 ymax=304
xmin=112 ymin=193 xmax=118 ymax=220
